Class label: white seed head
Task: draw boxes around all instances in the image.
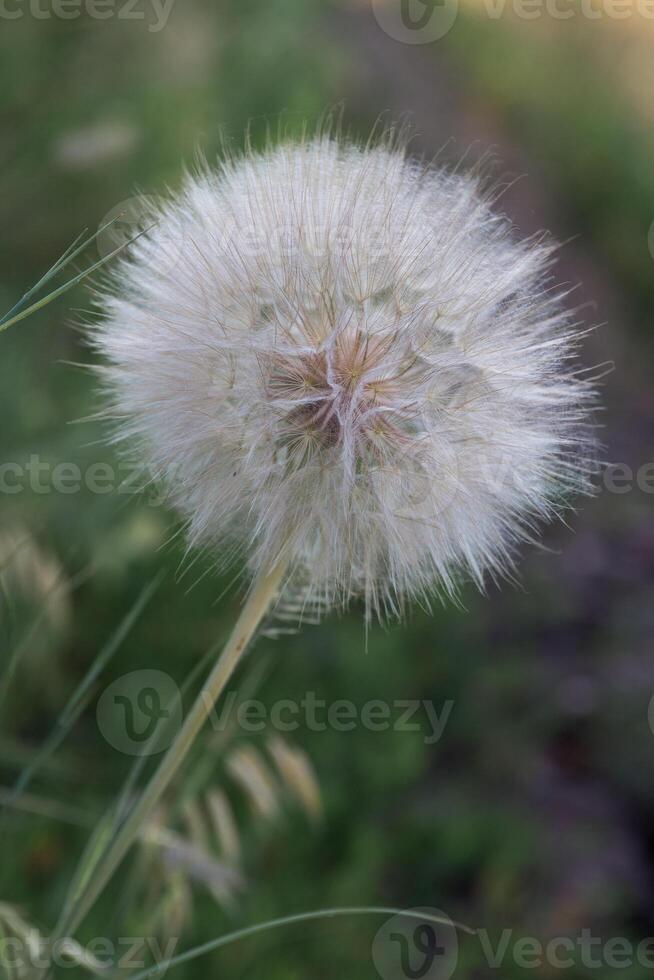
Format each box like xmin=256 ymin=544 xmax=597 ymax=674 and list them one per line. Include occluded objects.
xmin=92 ymin=135 xmax=595 ymax=619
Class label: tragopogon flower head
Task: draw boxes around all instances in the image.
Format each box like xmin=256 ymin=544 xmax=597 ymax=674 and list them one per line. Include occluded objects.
xmin=93 ymin=134 xmax=595 ymax=618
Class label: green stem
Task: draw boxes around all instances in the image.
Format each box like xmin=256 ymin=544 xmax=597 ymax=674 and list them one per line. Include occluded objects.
xmin=51 ymin=559 xmax=287 ymax=951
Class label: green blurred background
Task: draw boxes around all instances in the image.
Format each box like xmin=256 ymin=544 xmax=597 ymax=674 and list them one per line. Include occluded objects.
xmin=2 ymin=0 xmax=654 ymax=976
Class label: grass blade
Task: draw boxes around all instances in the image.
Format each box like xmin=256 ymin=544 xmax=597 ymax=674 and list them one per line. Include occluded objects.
xmin=0 ymin=216 xmax=151 ymax=335
xmin=1 ymin=573 xmax=163 ymax=814
xmin=124 ymin=907 xmax=475 ymax=980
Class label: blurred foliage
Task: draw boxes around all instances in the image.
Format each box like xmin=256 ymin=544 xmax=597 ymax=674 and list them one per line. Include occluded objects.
xmin=1 ymin=1 xmax=654 ymax=978
xmin=449 ymin=7 xmax=654 ymax=326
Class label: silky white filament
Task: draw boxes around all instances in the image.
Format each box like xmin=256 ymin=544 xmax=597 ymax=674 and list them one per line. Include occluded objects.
xmin=92 ymin=134 xmax=595 ymax=620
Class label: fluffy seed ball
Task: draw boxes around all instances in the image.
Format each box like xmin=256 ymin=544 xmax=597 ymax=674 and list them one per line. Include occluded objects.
xmin=93 ymin=136 xmax=594 ymax=617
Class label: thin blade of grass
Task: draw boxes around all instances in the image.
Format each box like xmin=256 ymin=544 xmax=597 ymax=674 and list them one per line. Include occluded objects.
xmin=0 ymin=786 xmax=94 ymax=829
xmin=0 ymin=238 xmax=128 ymax=334
xmin=0 ymin=562 xmax=80 ymax=705
xmin=179 ymin=655 xmax=270 ymax=805
xmin=46 ymin=561 xmax=286 ymax=972
xmin=101 ymin=651 xmax=259 ymax=933
xmin=123 ymin=907 xmax=475 ymax=980
xmin=0 ymin=563 xmax=93 ymax=714
xmin=52 ymin=632 xmax=227 ymax=950
xmin=111 ymin=633 xmax=224 ymax=828
xmin=1 ymin=573 xmax=163 ymax=814
xmin=0 ymin=218 xmax=152 ymax=335
xmin=59 ymin=809 xmax=119 ymax=929
xmin=0 ymin=230 xmax=87 ymax=327
xmin=0 ymin=214 xmax=135 ymax=328
xmin=100 ymin=656 xmax=271 ymax=933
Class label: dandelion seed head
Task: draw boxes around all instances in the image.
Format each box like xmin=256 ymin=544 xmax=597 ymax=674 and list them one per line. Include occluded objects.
xmin=92 ymin=134 xmax=595 ymax=619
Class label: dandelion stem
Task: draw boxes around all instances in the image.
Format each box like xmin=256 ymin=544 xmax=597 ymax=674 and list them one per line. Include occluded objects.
xmin=51 ymin=558 xmax=287 ymax=952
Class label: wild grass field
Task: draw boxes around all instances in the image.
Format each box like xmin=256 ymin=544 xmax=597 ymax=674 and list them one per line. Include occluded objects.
xmin=2 ymin=1 xmax=654 ymax=977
